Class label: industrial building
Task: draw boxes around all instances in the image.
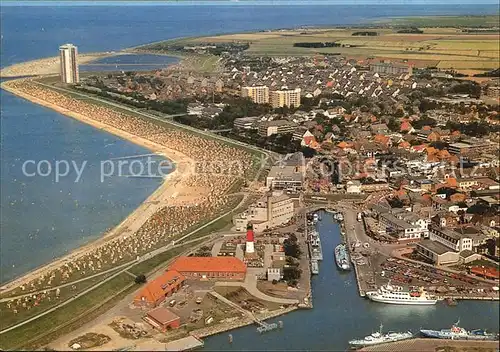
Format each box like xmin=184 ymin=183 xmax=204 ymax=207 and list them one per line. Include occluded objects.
xmin=133 ymin=270 xmax=185 ymax=307
xmin=258 ymin=120 xmax=297 ymax=137
xmin=169 ymin=256 xmax=247 ymax=281
xmin=144 ymin=307 xmax=181 ymax=331
xmin=59 ymin=43 xmax=79 ymax=84
xmin=269 ymin=88 xmax=301 ymax=108
xmin=233 ymin=193 xmax=295 ymax=232
xmin=369 ymin=61 xmax=412 ymax=76
xmin=233 ymin=116 xmax=261 ymax=130
xmin=241 ymin=86 xmax=269 ymax=104
xmin=266 ymin=164 xmax=304 ymax=192
xmin=448 ymin=139 xmax=496 ymax=156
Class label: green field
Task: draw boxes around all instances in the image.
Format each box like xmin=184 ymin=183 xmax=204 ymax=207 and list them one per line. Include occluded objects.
xmin=136 ymin=15 xmax=500 ymax=73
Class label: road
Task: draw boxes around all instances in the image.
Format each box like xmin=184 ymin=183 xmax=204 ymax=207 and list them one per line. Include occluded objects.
xmin=0 ymin=80 xmax=274 ymax=335
xmin=0 ymin=193 xmax=248 ymax=335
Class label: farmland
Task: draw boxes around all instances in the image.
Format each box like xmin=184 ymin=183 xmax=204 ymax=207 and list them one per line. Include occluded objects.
xmin=137 ymin=15 xmax=499 ymax=74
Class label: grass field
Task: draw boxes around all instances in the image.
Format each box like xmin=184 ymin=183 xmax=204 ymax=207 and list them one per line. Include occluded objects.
xmin=139 ymin=16 xmax=499 ymax=73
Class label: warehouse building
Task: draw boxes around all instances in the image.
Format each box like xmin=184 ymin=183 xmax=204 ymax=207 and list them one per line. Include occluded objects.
xmin=169 ymin=256 xmax=247 ymax=281
xmin=144 ymin=307 xmax=180 ymax=331
xmin=133 ymin=270 xmax=185 ymax=307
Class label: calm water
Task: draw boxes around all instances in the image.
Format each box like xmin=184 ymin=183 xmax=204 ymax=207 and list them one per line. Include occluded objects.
xmin=203 ymin=212 xmax=499 ymax=351
xmin=79 ymin=54 xmax=180 ymax=73
xmin=0 ymin=3 xmax=498 ymax=343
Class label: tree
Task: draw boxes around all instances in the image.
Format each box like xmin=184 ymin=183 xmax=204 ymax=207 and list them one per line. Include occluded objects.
xmin=283 ymin=266 xmax=302 ymax=283
xmin=135 ymin=274 xmax=147 ymax=284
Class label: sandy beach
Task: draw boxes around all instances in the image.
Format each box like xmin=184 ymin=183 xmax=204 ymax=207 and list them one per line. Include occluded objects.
xmin=0 ymin=80 xmax=196 ymax=292
xmin=0 ymin=53 xmax=115 ymax=78
xmin=0 ymin=79 xmax=251 ymax=297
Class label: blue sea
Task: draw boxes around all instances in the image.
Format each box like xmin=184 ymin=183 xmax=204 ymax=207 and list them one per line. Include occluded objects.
xmin=0 ymin=2 xmax=499 ymax=348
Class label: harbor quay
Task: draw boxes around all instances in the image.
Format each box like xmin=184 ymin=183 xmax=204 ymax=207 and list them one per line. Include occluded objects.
xmin=359 ymin=338 xmax=500 ymax=352
xmin=322 ymin=203 xmax=500 ymax=302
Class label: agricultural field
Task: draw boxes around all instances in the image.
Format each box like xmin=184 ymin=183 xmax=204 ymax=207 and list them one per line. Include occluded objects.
xmin=142 ymin=17 xmax=499 ymax=73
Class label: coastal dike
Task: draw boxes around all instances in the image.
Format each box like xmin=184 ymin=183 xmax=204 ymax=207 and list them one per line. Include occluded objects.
xmin=0 ymin=79 xmax=197 ymax=292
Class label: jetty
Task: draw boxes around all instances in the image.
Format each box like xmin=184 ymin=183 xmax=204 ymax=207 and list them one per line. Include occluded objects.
xmin=164 ymin=336 xmax=204 ymax=351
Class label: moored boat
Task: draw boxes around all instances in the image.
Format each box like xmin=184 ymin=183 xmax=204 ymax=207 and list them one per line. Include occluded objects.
xmin=366 ymin=281 xmax=437 ymax=305
xmin=335 ymin=243 xmax=351 ymax=271
xmin=349 ymin=324 xmax=413 ymax=348
xmin=420 ymin=320 xmax=499 ymax=341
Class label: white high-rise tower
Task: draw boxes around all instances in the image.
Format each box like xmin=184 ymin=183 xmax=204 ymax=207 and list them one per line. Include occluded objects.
xmin=59 ymin=44 xmax=79 ymax=84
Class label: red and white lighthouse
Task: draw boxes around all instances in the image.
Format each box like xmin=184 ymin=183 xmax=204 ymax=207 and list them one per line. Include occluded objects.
xmin=245 ymin=223 xmax=255 ymax=254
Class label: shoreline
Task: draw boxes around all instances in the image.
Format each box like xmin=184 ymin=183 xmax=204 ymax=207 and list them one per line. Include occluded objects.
xmin=0 ymin=52 xmax=119 ymax=78
xmin=0 ymin=79 xmax=196 ymax=292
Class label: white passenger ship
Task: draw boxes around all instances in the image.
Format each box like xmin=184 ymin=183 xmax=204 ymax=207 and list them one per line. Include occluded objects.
xmin=366 ymin=282 xmax=437 ymax=305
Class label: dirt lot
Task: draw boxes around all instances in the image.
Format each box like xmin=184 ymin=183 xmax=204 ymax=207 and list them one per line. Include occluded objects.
xmin=214 ymin=286 xmax=282 ymax=312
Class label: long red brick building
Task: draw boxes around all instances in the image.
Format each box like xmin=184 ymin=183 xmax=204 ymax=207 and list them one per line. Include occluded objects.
xmin=133 ymin=270 xmax=185 ymax=307
xmin=169 ymin=256 xmax=247 ymax=281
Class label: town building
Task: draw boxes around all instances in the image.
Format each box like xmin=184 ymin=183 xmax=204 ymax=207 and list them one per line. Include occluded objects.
xmin=448 ymin=139 xmax=496 ymax=156
xmin=144 ymin=307 xmax=180 ymax=331
xmin=258 ymin=120 xmax=297 ymax=137
xmin=267 ymin=268 xmax=282 ymax=282
xmin=241 ymin=86 xmax=269 ymax=104
xmin=233 ymin=116 xmax=260 ymax=130
xmin=133 ymin=270 xmax=185 ymax=307
xmin=59 ymin=43 xmax=79 ymax=84
xmin=429 ymin=226 xmax=473 ymax=252
xmin=233 ymin=193 xmax=295 ymax=232
xmin=416 ymin=240 xmax=461 ymax=265
xmin=379 ymin=212 xmax=429 ymax=241
xmin=169 ymin=256 xmax=246 ymax=281
xmin=369 ymin=61 xmax=413 ymax=76
xmin=486 ymin=85 xmax=499 ymax=99
xmin=266 ymin=164 xmax=303 ymax=192
xmin=269 ymin=88 xmax=301 ymax=108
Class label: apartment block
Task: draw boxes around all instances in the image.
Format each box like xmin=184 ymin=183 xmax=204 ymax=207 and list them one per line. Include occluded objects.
xmin=269 ymin=88 xmax=301 ymax=108
xmin=241 ymin=86 xmax=269 ymax=104
xmin=59 ymin=43 xmax=79 ymax=84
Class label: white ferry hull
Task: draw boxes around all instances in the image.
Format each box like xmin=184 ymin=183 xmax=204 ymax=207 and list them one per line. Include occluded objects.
xmin=367 ymin=293 xmax=437 ymax=305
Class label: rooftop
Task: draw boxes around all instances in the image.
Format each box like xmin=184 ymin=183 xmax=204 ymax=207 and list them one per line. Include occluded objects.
xmin=147 ymin=307 xmax=180 ymax=325
xmin=169 ymin=256 xmax=247 ymax=273
xmin=418 ymin=239 xmax=455 ymax=255
xmin=134 ymin=270 xmax=185 ymax=305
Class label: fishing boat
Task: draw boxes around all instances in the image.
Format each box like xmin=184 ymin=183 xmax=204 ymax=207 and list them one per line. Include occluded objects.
xmin=420 ymin=320 xmax=499 ymax=341
xmin=349 ymin=324 xmax=413 ymax=348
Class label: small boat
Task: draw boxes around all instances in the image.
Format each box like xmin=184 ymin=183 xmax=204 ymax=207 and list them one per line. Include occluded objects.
xmin=445 ymin=297 xmax=457 ymax=306
xmin=311 ymin=260 xmax=319 ymax=275
xmin=335 ymin=243 xmax=351 ymax=271
xmin=349 ymin=324 xmax=413 ymax=347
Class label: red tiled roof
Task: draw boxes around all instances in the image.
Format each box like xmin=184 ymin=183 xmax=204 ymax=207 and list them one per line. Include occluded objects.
xmin=134 ymin=270 xmax=185 ymax=305
xmin=169 ymin=256 xmax=247 ymax=273
xmin=470 ymin=266 xmax=499 ymax=280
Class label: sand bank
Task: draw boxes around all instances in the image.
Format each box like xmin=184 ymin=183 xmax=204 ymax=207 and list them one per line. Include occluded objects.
xmin=0 ymin=53 xmax=116 ymax=78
